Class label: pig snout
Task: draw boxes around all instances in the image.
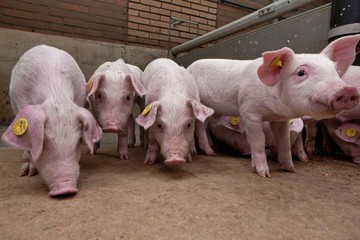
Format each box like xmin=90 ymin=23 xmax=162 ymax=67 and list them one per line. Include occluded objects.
xmin=164 ymin=152 xmax=186 ymax=166
xmin=331 ymin=86 xmax=359 ymax=111
xmin=49 ymin=181 xmax=78 ymax=197
xmin=101 ymin=120 xmax=123 ymax=133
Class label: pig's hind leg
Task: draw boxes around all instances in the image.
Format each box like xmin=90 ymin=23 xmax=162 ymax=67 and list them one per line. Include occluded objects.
xmin=270 ymin=121 xmax=295 ymax=172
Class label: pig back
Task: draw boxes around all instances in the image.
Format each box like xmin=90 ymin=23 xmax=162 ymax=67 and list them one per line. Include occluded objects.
xmin=142 ymin=58 xmax=199 ymax=102
xmin=9 ymin=45 xmax=86 ymax=112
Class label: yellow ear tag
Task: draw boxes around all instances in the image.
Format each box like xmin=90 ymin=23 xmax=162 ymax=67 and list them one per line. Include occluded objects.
xmin=270 ymin=56 xmax=283 ymax=67
xmin=13 ymin=118 xmax=28 ymax=136
xmin=88 ymin=79 xmax=94 ymax=92
xmin=290 ymin=119 xmax=294 ymax=124
xmin=142 ymin=104 xmax=152 ymax=115
xmin=230 ymin=117 xmax=240 ymax=126
xmin=346 ymin=128 xmax=356 ymax=137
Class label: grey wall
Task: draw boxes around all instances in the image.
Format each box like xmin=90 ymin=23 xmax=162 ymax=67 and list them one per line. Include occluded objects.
xmin=0 ymin=28 xmax=167 ymax=124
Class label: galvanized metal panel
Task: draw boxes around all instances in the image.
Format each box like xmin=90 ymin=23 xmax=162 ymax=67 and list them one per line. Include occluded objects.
xmin=174 ymin=4 xmax=331 ymax=67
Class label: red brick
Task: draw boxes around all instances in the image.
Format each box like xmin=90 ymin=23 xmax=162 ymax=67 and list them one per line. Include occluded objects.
xmin=129 ymin=2 xmax=150 ymax=11
xmin=140 ymin=0 xmax=161 ymax=8
xmin=172 ymin=0 xmax=191 ymax=8
xmin=139 ymin=11 xmax=161 ymax=21
xmin=200 ymin=0 xmax=217 ymax=8
xmin=181 ymin=7 xmax=199 ymax=16
xmin=161 ymin=2 xmax=181 ymax=12
xmin=128 ymin=15 xmax=150 ymax=25
xmin=191 ymin=3 xmax=208 ymax=12
xmin=0 ymin=0 xmax=15 ymax=8
xmin=150 ymin=6 xmax=170 ymax=16
xmin=1 ymin=8 xmax=34 ymax=19
xmin=62 ymin=3 xmax=89 ymax=13
xmin=128 ymin=29 xmax=150 ymax=38
xmin=199 ymin=11 xmax=216 ymax=20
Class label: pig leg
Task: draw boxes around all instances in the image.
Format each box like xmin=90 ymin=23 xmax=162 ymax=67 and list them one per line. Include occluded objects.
xmin=292 ymin=133 xmax=309 ymax=162
xmin=270 ymin=121 xmax=295 ymax=173
xmin=128 ymin=115 xmax=136 ymax=148
xmin=190 ymin=138 xmax=197 ymax=156
xmin=19 ymin=151 xmax=38 ymax=176
xmin=304 ymin=119 xmax=317 ymax=155
xmin=195 ymin=120 xmax=216 ymax=155
xmin=92 ymin=141 xmax=100 ymax=154
xmin=144 ymin=130 xmax=159 ymax=164
xmin=244 ymin=119 xmax=270 ymax=177
xmin=117 ymin=131 xmax=129 ymax=160
xmin=139 ymin=126 xmax=145 ymax=148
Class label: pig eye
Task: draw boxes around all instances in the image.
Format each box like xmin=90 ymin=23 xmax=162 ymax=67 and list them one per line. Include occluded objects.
xmin=157 ymin=123 xmax=162 ymax=129
xmin=96 ymin=92 xmax=102 ymax=99
xmin=297 ymin=69 xmax=306 ymax=77
xmin=126 ymin=95 xmax=131 ymax=101
xmin=186 ymin=123 xmax=192 ymax=129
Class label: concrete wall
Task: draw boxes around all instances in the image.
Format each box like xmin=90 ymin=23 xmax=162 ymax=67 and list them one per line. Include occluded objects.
xmin=0 ymin=28 xmax=167 ymax=124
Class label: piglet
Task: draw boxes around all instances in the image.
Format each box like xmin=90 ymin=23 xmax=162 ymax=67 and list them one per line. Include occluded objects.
xmin=208 ymin=116 xmax=308 ymax=161
xmin=188 ymin=35 xmax=360 ymax=177
xmin=2 ymin=45 xmax=102 ymax=197
xmin=87 ymin=59 xmax=146 ymax=159
xmin=320 ymin=66 xmax=360 ymax=163
xmin=136 ymin=58 xmax=214 ymax=165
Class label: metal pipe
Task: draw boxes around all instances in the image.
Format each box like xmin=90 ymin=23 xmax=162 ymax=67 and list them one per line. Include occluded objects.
xmin=170 ymin=0 xmax=319 ymax=57
xmin=220 ymin=0 xmax=258 ymax=11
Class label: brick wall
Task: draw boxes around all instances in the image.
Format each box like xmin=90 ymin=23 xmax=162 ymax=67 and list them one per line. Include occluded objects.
xmin=0 ymin=0 xmax=128 ymax=43
xmin=0 ymin=0 xmax=331 ymax=50
xmin=127 ymin=0 xmax=217 ymax=49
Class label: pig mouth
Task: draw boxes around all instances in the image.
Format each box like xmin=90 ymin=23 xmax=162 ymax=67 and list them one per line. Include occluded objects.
xmin=310 ymin=97 xmax=337 ymax=114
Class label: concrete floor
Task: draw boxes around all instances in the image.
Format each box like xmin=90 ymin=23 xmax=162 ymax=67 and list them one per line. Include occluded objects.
xmin=0 ymin=128 xmax=359 ymax=239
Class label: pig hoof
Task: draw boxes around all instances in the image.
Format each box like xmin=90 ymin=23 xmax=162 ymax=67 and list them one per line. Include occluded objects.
xmin=119 ymin=154 xmax=129 ymax=160
xmin=164 ymin=158 xmax=186 ymax=166
xmin=204 ymin=148 xmax=216 ymax=156
xmin=256 ymin=169 xmax=271 ymax=178
xmin=49 ymin=184 xmax=78 ymax=197
xmin=19 ymin=162 xmax=38 ymax=177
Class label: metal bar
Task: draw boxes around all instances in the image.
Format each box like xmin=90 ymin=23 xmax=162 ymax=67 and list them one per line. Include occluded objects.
xmin=170 ymin=0 xmax=319 ymax=57
xmin=220 ymin=0 xmax=258 ymax=11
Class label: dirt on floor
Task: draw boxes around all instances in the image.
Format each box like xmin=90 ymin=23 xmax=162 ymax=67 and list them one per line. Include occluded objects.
xmin=0 ymin=143 xmax=359 ymax=240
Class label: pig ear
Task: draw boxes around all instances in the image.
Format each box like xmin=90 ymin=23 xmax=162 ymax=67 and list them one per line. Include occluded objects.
xmin=135 ymin=101 xmax=160 ymax=130
xmin=2 ymin=105 xmax=46 ymax=161
xmin=187 ymin=99 xmax=214 ymax=123
xmin=289 ymin=118 xmax=304 ymax=133
xmin=334 ymin=122 xmax=360 ymax=143
xmin=78 ymin=107 xmax=103 ymax=154
xmin=124 ymin=73 xmax=147 ymax=97
xmin=257 ymin=47 xmax=295 ymax=87
xmin=86 ymin=73 xmax=103 ymax=97
xmin=320 ymin=34 xmax=360 ymax=77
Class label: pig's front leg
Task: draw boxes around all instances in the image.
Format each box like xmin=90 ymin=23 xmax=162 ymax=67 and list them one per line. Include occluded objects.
xmin=195 ymin=120 xmax=216 ymax=155
xmin=127 ymin=115 xmax=136 ymax=148
xmin=19 ymin=151 xmax=38 ymax=176
xmin=244 ymin=119 xmax=270 ymax=177
xmin=144 ymin=130 xmax=159 ymax=164
xmin=270 ymin=121 xmax=295 ymax=172
xmin=117 ymin=131 xmax=129 ymax=160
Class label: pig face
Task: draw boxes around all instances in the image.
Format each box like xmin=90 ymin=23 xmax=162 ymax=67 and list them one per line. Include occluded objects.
xmin=87 ymin=70 xmax=146 ymax=133
xmin=136 ymin=94 xmax=214 ymax=165
xmin=257 ymin=35 xmax=360 ymax=120
xmin=2 ymin=104 xmax=102 ymax=196
xmin=209 ymin=116 xmax=251 ymax=155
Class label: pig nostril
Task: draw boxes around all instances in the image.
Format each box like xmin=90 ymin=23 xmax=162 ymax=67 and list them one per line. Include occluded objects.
xmin=350 ymin=96 xmax=358 ymax=102
xmin=336 ymin=96 xmax=343 ymax=102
